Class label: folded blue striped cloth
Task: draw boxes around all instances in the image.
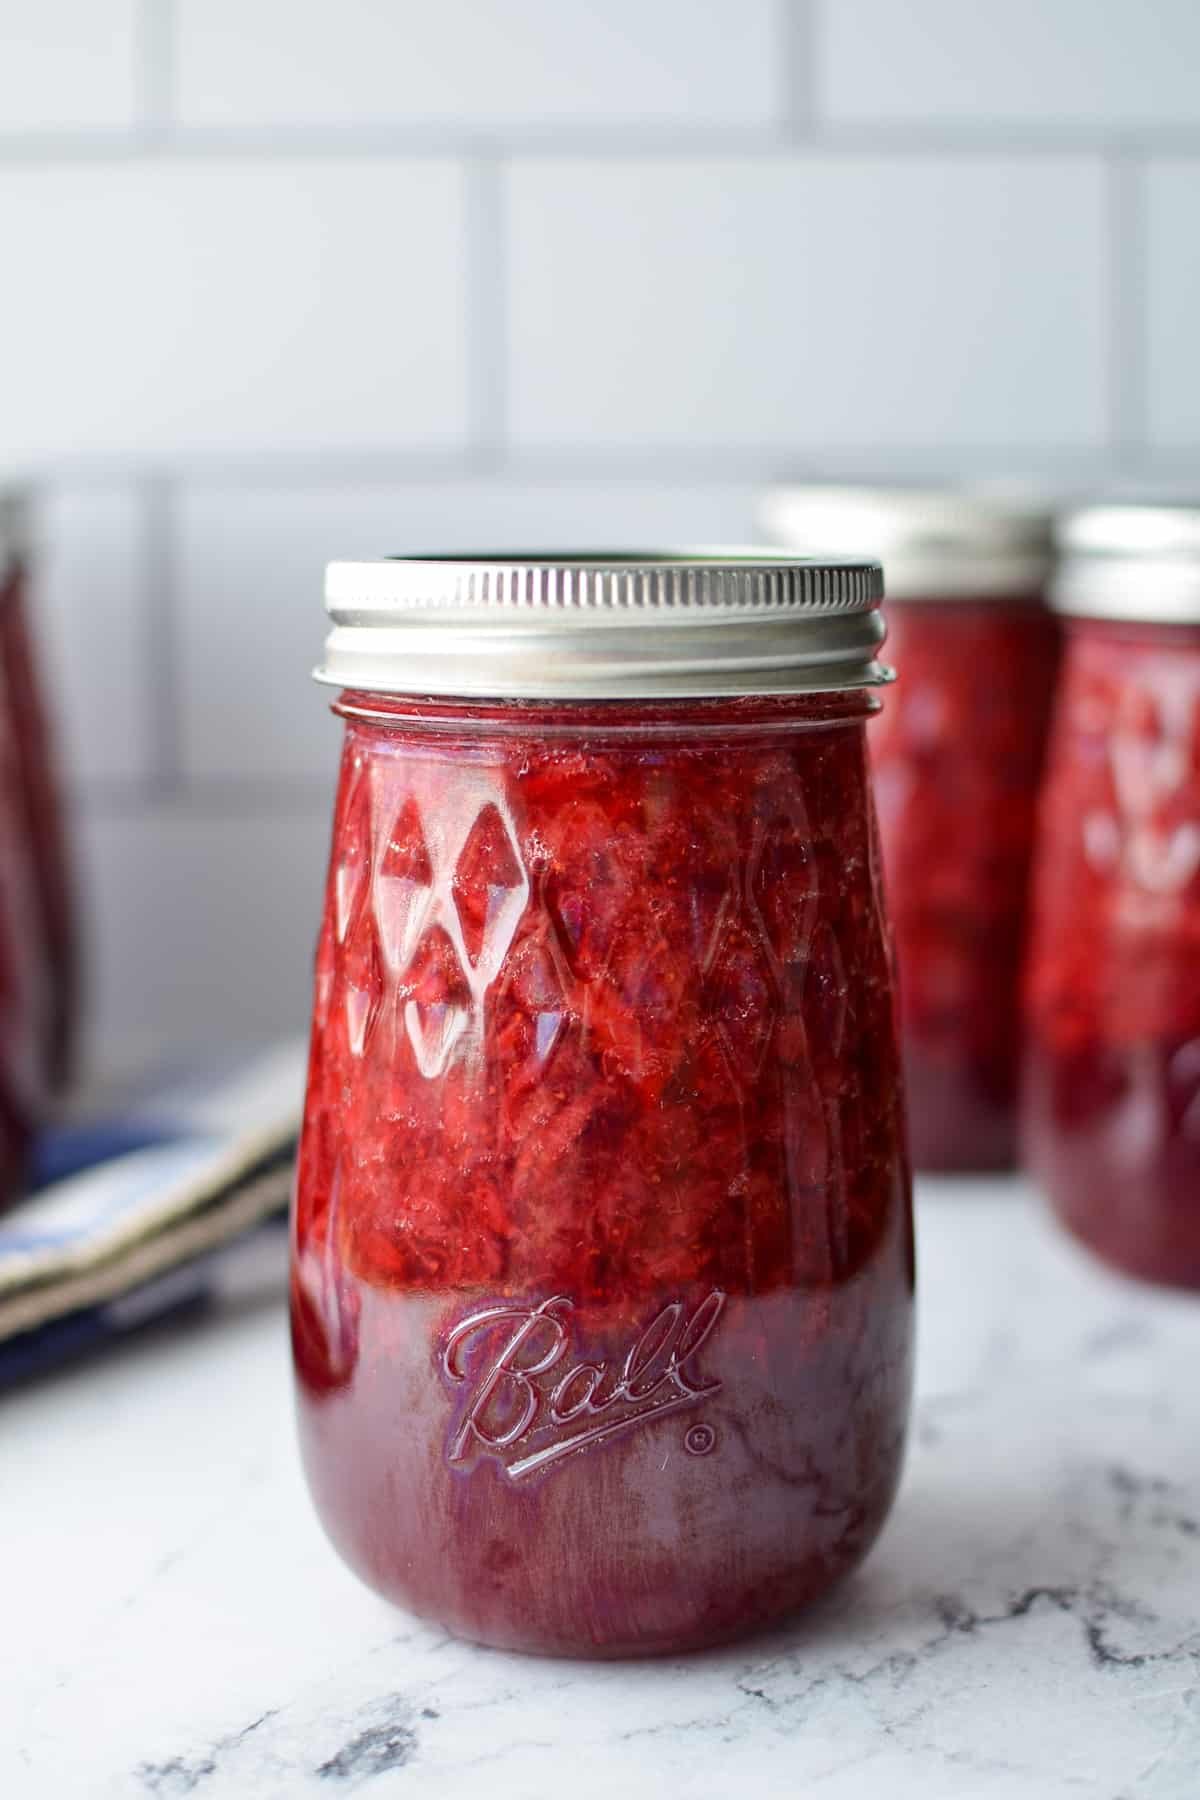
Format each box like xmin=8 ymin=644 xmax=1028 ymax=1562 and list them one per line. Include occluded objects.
xmin=0 ymin=1042 xmax=305 ymax=1388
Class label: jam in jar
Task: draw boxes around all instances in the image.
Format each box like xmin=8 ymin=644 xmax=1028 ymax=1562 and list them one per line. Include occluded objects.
xmin=761 ymin=486 xmax=1059 ymax=1171
xmin=1024 ymin=504 xmax=1200 ymax=1287
xmin=0 ymin=492 xmax=71 ymax=1206
xmin=293 ymin=554 xmax=914 ymax=1656
xmin=0 ymin=494 xmax=77 ymax=1093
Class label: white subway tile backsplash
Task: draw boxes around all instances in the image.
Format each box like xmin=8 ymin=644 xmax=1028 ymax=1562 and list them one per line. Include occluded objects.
xmin=176 ymin=479 xmax=758 ymax=781
xmin=506 ymin=156 xmax=1108 ymax=453
xmin=0 ymin=0 xmax=138 ymax=132
xmin=79 ymin=803 xmax=329 ymax=1066
xmin=0 ymin=159 xmax=468 ymax=460
xmin=1146 ymin=159 xmax=1200 ymax=448
xmin=174 ymin=0 xmax=780 ymax=132
xmin=819 ymin=0 xmax=1200 ymax=131
xmin=32 ymin=486 xmax=151 ymax=788
xmin=0 ymin=0 xmax=1188 ymax=1078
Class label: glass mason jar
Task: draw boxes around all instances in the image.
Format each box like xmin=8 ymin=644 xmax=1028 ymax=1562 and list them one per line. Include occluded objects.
xmin=0 ymin=492 xmax=77 ymax=1094
xmin=761 ymin=486 xmax=1059 ymax=1172
xmin=0 ymin=493 xmax=70 ymax=1206
xmin=0 ymin=489 xmax=76 ymax=1094
xmin=292 ymin=554 xmax=914 ymax=1657
xmin=1024 ymin=504 xmax=1200 ymax=1287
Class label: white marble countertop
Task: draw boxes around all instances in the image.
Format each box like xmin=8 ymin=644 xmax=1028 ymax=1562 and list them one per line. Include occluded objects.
xmin=4 ymin=1181 xmax=1199 ymax=1800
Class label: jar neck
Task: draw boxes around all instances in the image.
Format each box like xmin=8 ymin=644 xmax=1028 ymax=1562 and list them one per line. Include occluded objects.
xmin=333 ymin=689 xmax=879 ymax=741
xmin=1062 ymin=615 xmax=1200 ymax=648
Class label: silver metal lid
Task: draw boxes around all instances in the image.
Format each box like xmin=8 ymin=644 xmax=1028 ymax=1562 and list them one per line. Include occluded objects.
xmin=1054 ymin=502 xmax=1200 ymax=624
xmin=759 ymin=483 xmax=1053 ymax=600
xmin=318 ymin=552 xmax=890 ymax=700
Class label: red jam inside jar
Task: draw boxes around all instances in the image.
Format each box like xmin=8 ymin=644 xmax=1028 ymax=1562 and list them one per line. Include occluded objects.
xmin=0 ymin=537 xmax=77 ymax=1093
xmin=293 ymin=555 xmax=913 ymax=1658
xmin=0 ymin=661 xmax=42 ymax=1205
xmin=871 ymin=598 xmax=1060 ymax=1170
xmin=1024 ymin=616 xmax=1200 ymax=1287
xmin=0 ymin=500 xmax=74 ymax=1207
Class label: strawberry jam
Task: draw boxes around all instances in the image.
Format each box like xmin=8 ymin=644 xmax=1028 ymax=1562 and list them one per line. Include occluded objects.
xmin=1024 ymin=618 xmax=1200 ymax=1287
xmin=294 ymin=556 xmax=913 ymax=1657
xmin=0 ymin=500 xmax=71 ymax=1208
xmin=871 ymin=599 xmax=1060 ymax=1170
xmin=0 ymin=540 xmax=77 ymax=1092
xmin=0 ymin=665 xmax=42 ymax=1207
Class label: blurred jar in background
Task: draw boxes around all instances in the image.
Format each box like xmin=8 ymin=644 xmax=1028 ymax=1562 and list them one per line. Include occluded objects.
xmin=760 ymin=486 xmax=1059 ymax=1172
xmin=1024 ymin=504 xmax=1200 ymax=1288
xmin=0 ymin=489 xmax=79 ymax=1206
xmin=0 ymin=492 xmax=77 ymax=1098
xmin=0 ymin=492 xmax=77 ymax=1096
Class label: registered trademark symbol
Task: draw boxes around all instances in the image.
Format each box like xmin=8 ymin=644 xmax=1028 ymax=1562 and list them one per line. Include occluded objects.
xmin=683 ymin=1422 xmax=717 ymax=1457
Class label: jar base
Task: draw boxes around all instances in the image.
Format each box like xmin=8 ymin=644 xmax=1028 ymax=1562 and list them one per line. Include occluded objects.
xmin=295 ymin=1280 xmax=911 ymax=1661
xmin=903 ymin=1053 xmax=1018 ymax=1175
xmin=1048 ymin=1200 xmax=1200 ymax=1292
xmin=1025 ymin=1040 xmax=1200 ymax=1291
xmin=323 ymin=1505 xmax=895 ymax=1661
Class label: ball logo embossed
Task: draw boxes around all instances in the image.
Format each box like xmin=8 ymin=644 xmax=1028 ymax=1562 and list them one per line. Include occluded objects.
xmin=440 ymin=1290 xmax=726 ymax=1480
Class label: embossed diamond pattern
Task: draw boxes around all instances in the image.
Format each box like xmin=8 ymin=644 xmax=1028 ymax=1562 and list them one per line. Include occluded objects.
xmin=750 ymin=793 xmax=821 ymax=976
xmin=333 ymin=768 xmax=372 ymax=945
xmin=545 ymin=808 xmax=634 ymax=983
xmin=365 ymin=767 xmax=530 ymax=1076
xmin=375 ymin=793 xmax=434 ymax=973
xmin=674 ymin=807 xmax=739 ymax=975
xmin=499 ymin=934 xmax=567 ymax=1070
xmin=706 ymin=915 xmax=778 ymax=1078
xmin=803 ymin=920 xmax=850 ymax=1067
xmin=312 ymin=915 xmax=335 ymax=1035
xmin=404 ymin=924 xmax=471 ymax=1078
xmin=493 ymin=930 xmax=572 ymax=1141
xmin=453 ymin=803 xmax=525 ymax=967
xmin=342 ymin=904 xmax=384 ymax=1058
xmin=344 ymin=747 xmax=865 ymax=1143
xmin=1109 ymin=679 xmax=1200 ymax=896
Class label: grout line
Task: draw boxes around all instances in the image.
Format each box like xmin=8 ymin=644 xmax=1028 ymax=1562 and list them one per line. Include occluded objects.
xmin=5 ymin=450 xmax=482 ymax=489
xmin=141 ymin=476 xmax=183 ymax=798
xmin=1106 ymin=148 xmax=1146 ymax=470
xmin=74 ymin=778 xmax=336 ymax=820
xmin=0 ymin=123 xmax=1194 ymax=165
xmin=12 ymin=446 xmax=1136 ymax=489
xmin=135 ymin=0 xmax=175 ymax=142
xmin=463 ymin=154 xmax=508 ymax=465
xmin=806 ymin=122 xmax=1198 ymax=157
xmin=0 ymin=126 xmax=776 ymax=164
xmin=65 ymin=777 xmax=164 ymax=815
xmin=781 ymin=0 xmax=819 ymax=143
xmin=482 ymin=446 xmax=1124 ymax=483
xmin=788 ymin=124 xmax=1125 ymax=160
